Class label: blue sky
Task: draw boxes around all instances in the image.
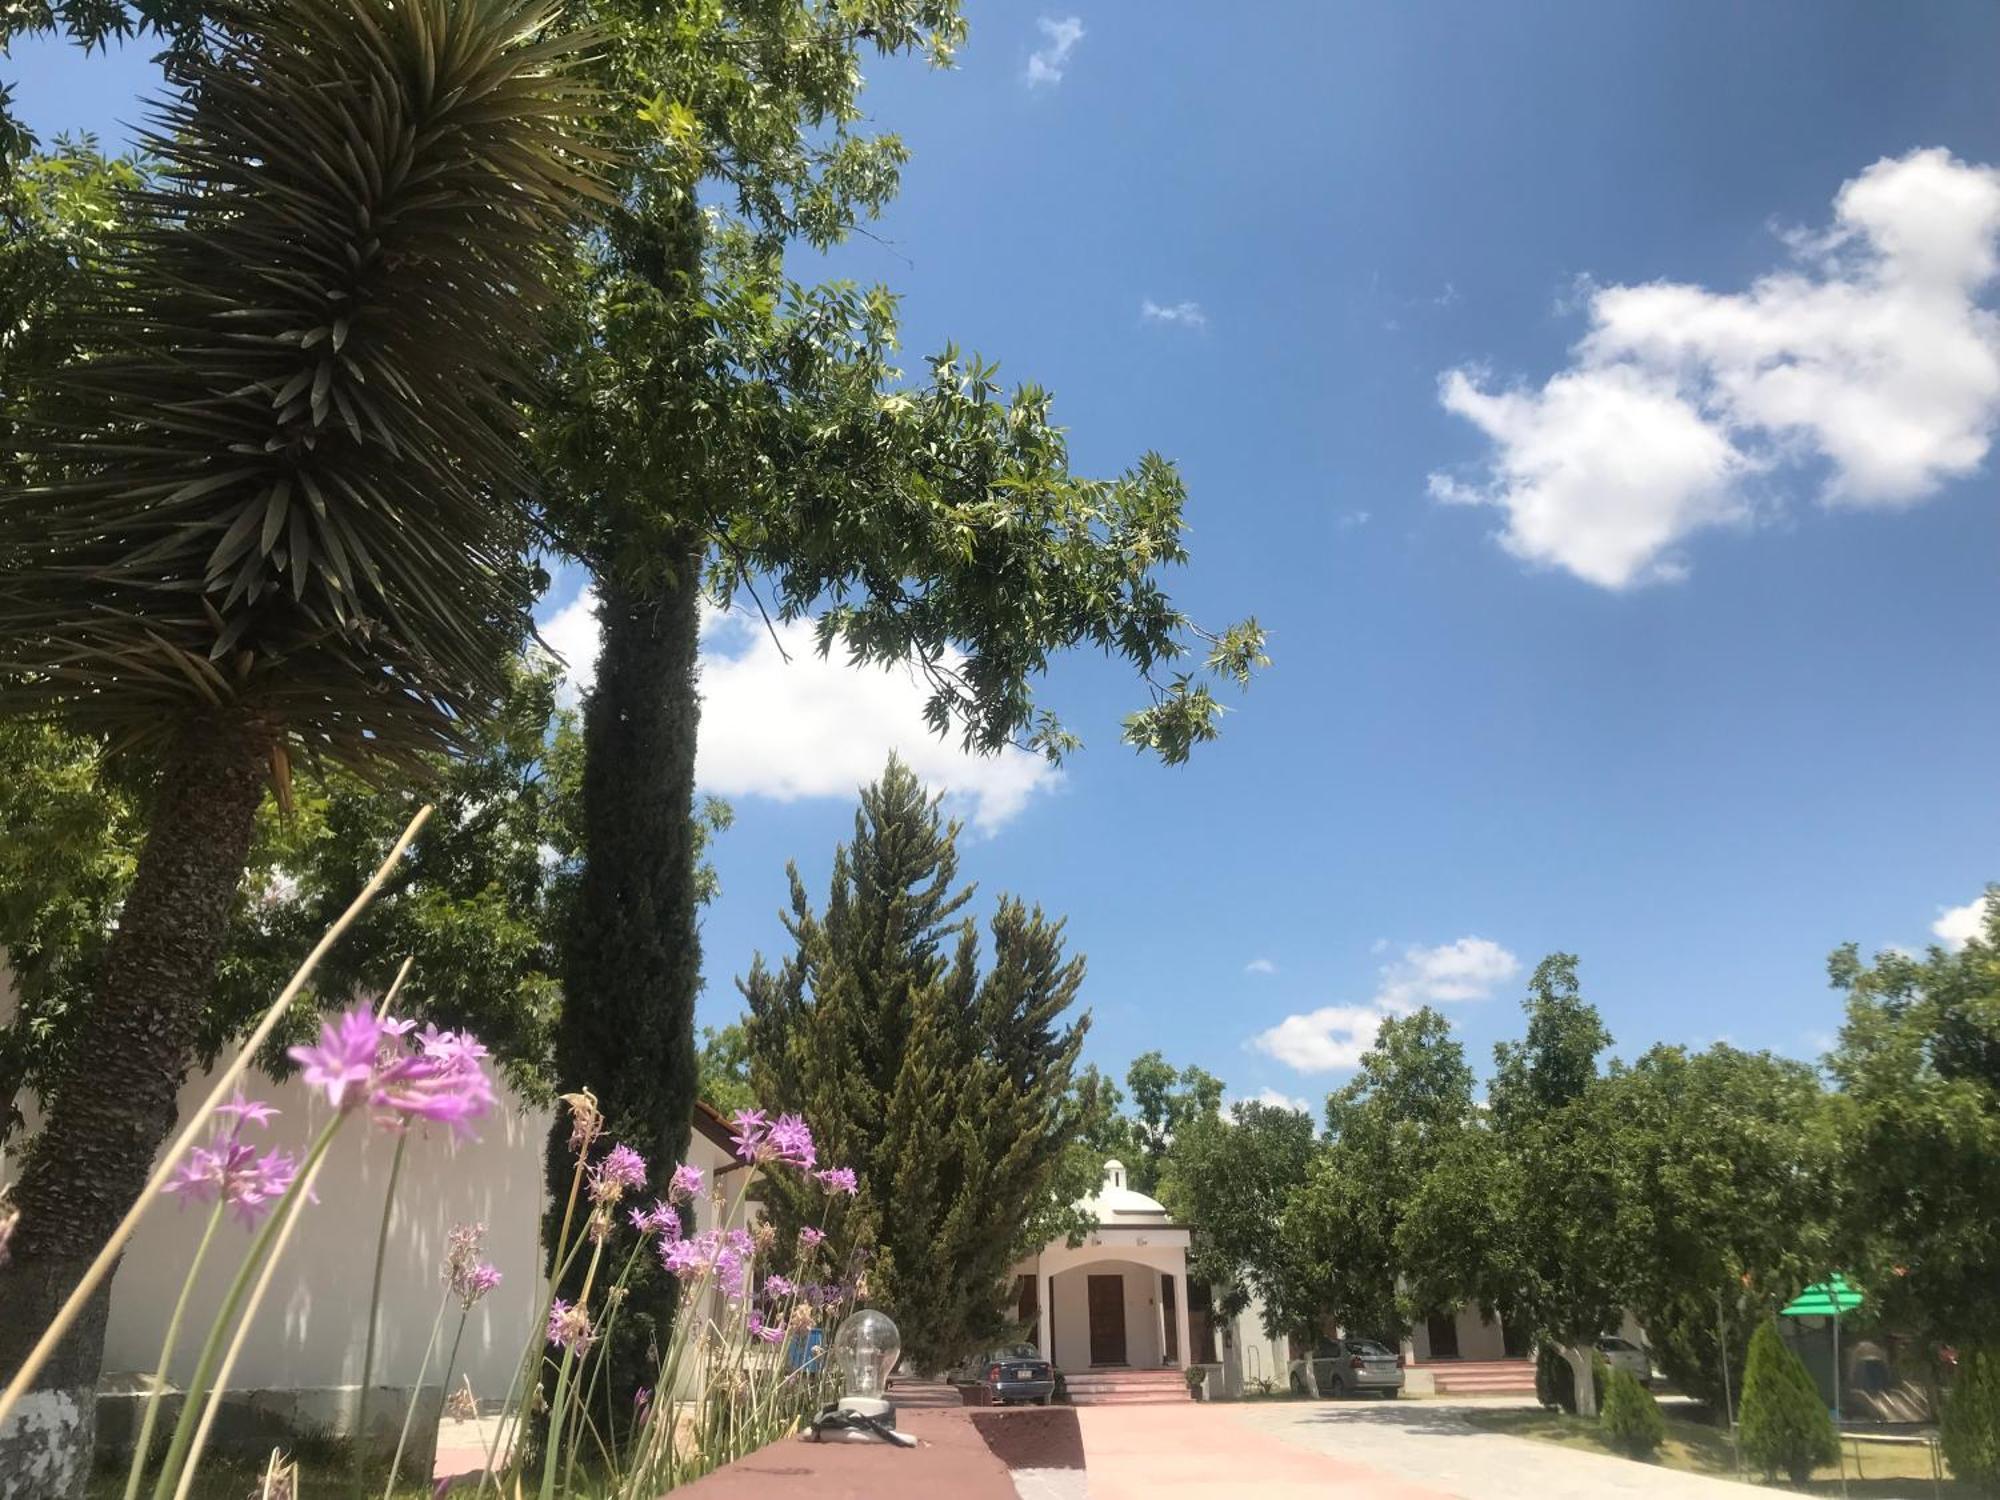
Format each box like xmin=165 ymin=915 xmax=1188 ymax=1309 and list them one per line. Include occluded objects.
xmin=12 ymin=1 xmax=1998 ymax=1112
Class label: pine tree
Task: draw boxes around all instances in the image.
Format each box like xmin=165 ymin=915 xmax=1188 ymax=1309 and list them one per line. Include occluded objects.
xmin=1942 ymin=1346 xmax=2000 ymax=1495
xmin=742 ymin=758 xmax=1089 ymax=1369
xmin=1739 ymin=1319 xmax=1838 ymax=1484
xmin=1600 ymin=1367 xmax=1666 ymax=1458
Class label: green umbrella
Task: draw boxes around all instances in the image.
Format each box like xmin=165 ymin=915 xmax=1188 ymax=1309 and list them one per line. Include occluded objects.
xmin=1781 ymin=1276 xmax=1864 ymax=1318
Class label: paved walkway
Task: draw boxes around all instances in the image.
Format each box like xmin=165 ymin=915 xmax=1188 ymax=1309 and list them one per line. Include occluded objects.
xmin=1079 ymin=1398 xmax=1763 ymax=1499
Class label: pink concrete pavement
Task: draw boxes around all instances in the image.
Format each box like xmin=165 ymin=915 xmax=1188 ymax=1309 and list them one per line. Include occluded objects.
xmin=1077 ymin=1403 xmax=1456 ymax=1500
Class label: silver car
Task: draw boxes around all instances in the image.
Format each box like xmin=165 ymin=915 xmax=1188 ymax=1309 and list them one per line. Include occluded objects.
xmin=1596 ymin=1335 xmax=1653 ymax=1387
xmin=1292 ymin=1338 xmax=1405 ymax=1398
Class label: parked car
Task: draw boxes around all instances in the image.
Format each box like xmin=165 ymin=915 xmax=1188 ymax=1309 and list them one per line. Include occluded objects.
xmin=1289 ymin=1338 xmax=1405 ymax=1399
xmin=952 ymin=1342 xmax=1055 ymax=1406
xmin=1595 ymin=1335 xmax=1653 ymax=1386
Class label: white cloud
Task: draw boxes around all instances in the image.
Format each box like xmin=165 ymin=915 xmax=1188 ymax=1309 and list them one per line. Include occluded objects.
xmin=539 ymin=588 xmax=601 ymax=702
xmin=1251 ymin=1004 xmax=1388 ymax=1073
xmin=1244 ymin=957 xmax=1278 ymax=975
xmin=1373 ymin=936 xmax=1522 ymax=1013
xmin=1141 ymin=298 xmax=1208 ymax=329
xmin=1433 ymin=149 xmax=2000 ymax=589
xmin=1251 ymin=935 xmax=1519 ymax=1074
xmin=538 ymin=588 xmax=1057 ymax=831
xmin=1934 ymin=893 xmax=1992 ymax=950
xmin=1025 ymin=15 xmax=1084 ymax=87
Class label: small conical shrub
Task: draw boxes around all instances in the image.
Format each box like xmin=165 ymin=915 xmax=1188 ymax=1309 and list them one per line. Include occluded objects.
xmin=1600 ymin=1368 xmax=1666 ymax=1459
xmin=1739 ymin=1320 xmax=1837 ymax=1485
xmin=1942 ymin=1346 xmax=2000 ymax=1494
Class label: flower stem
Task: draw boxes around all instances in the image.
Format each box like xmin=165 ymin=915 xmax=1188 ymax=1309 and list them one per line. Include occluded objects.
xmin=355 ymin=1131 xmax=410 ymax=1496
xmin=537 ymin=1237 xmax=604 ymax=1500
xmin=122 ymin=1199 xmax=226 ymax=1500
xmin=381 ymin=1289 xmax=451 ymax=1500
xmin=149 ymin=1116 xmax=345 ymax=1500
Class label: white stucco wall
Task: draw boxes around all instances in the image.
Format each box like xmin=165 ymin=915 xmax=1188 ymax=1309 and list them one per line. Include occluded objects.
xmin=1 ymin=961 xmax=753 ymax=1410
xmin=1047 ymin=1260 xmax=1164 ymax=1369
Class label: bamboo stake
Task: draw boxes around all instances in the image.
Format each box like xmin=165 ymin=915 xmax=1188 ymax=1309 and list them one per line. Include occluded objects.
xmin=0 ymin=805 xmax=434 ymax=1427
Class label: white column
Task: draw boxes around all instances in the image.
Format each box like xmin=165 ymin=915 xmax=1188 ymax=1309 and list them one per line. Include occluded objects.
xmin=1173 ymin=1269 xmax=1193 ymax=1370
xmin=1036 ymin=1257 xmax=1052 ymax=1364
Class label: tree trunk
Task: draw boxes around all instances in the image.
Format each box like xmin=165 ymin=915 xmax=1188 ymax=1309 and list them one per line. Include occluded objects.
xmin=546 ymin=552 xmax=704 ymax=1400
xmin=1564 ymin=1342 xmax=1599 ymax=1418
xmin=0 ymin=712 xmax=272 ymax=1500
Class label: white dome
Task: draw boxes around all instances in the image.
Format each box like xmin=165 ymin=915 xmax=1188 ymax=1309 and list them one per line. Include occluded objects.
xmin=1082 ymin=1158 xmax=1170 ymax=1222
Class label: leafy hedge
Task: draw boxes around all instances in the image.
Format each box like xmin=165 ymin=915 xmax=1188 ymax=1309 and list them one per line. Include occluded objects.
xmin=1943 ymin=1347 xmax=2000 ymax=1495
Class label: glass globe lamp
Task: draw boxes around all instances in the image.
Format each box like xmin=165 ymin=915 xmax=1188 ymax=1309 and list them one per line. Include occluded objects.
xmin=832 ymin=1309 xmax=900 ymax=1424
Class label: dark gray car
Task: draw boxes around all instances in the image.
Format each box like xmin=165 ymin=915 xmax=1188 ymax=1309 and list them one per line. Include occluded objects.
xmin=954 ymin=1342 xmax=1055 ymax=1406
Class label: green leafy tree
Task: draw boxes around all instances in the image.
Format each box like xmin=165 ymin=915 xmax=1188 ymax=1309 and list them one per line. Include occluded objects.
xmin=1160 ymin=1098 xmax=1321 ymax=1347
xmin=1600 ymin=1366 xmax=1666 ymax=1458
xmin=0 ymin=5 xmax=597 ymax=1471
xmin=1607 ymin=1043 xmax=1834 ymax=1411
xmin=1403 ymin=956 xmax=1635 ymax=1417
xmin=1123 ymin=1051 xmax=1225 ymax=1194
xmin=1283 ymin=1008 xmax=1475 ymax=1346
xmin=0 ymin=661 xmax=580 ymax=1138
xmin=1942 ymin=1346 xmax=2000 ymax=1496
xmin=535 ymin=0 xmax=1263 ymax=1386
xmin=1739 ymin=1318 xmax=1838 ymax=1485
xmin=1828 ymin=890 xmax=2000 ymax=1346
xmin=741 ymin=758 xmax=1090 ymax=1369
xmin=694 ymin=1022 xmax=755 ymax=1117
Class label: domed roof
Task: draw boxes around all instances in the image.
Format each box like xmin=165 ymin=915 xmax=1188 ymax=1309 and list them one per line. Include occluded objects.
xmin=1082 ymin=1158 xmax=1170 ymax=1222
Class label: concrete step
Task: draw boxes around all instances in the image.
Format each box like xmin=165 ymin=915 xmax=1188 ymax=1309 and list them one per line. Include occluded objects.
xmin=1061 ymin=1369 xmax=1191 ymax=1406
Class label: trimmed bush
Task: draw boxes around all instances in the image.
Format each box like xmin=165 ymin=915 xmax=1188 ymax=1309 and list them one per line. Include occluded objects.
xmin=1600 ymin=1368 xmax=1666 ymax=1459
xmin=1942 ymin=1346 xmax=2000 ymax=1494
xmin=1739 ymin=1320 xmax=1837 ymax=1485
xmin=1536 ymin=1343 xmax=1608 ymax=1414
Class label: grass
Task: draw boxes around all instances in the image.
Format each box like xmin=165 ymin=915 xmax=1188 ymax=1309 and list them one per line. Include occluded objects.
xmin=90 ymin=1451 xmax=437 ymax=1500
xmin=1464 ymin=1406 xmax=1967 ymax=1496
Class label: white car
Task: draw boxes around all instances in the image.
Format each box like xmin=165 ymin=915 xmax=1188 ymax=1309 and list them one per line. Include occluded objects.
xmin=1595 ymin=1335 xmax=1653 ymax=1386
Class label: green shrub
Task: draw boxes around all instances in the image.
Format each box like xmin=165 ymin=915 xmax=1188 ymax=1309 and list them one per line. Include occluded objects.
xmin=1739 ymin=1320 xmax=1837 ymax=1485
xmin=1942 ymin=1347 xmax=2000 ymax=1494
xmin=1600 ymin=1368 xmax=1666 ymax=1459
xmin=1535 ymin=1343 xmax=1607 ymax=1414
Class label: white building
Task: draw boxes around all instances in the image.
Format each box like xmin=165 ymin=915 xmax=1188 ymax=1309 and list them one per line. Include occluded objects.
xmin=1008 ymin=1160 xmax=1289 ymax=1399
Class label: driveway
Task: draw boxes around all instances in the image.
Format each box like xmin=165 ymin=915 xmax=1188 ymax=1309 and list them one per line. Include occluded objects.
xmin=1077 ymin=1397 xmax=1761 ymax=1500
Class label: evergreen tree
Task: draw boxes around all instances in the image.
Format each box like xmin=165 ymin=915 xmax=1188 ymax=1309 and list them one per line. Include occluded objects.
xmin=742 ymin=758 xmax=1089 ymax=1369
xmin=1942 ymin=1347 xmax=2000 ymax=1496
xmin=1739 ymin=1319 xmax=1838 ymax=1485
xmin=1600 ymin=1367 xmax=1666 ymax=1458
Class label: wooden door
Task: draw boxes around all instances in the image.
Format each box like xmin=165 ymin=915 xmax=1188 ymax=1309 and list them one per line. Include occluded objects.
xmin=1087 ymin=1275 xmax=1128 ymax=1365
xmin=1426 ymin=1310 xmax=1460 ymax=1360
xmin=1160 ymin=1274 xmax=1179 ymax=1363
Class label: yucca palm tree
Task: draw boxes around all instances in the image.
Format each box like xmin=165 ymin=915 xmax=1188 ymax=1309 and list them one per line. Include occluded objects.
xmin=0 ymin=0 xmax=597 ymax=1483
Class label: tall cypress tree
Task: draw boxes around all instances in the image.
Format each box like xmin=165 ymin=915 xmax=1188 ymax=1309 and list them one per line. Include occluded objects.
xmin=742 ymin=758 xmax=1088 ymax=1369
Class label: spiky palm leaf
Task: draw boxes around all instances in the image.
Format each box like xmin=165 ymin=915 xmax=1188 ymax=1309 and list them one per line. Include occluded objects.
xmin=0 ymin=0 xmax=600 ymax=770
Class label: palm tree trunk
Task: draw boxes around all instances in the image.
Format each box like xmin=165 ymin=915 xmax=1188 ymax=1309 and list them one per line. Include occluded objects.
xmin=0 ymin=713 xmax=272 ymax=1499
xmin=546 ymin=550 xmax=705 ymax=1401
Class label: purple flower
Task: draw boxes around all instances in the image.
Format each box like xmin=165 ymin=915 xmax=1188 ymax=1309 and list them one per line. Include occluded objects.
xmin=813 ymin=1167 xmax=858 ymax=1196
xmin=668 ymin=1163 xmax=705 ymax=1203
xmin=763 ymin=1274 xmax=798 ymax=1301
xmin=164 ymin=1135 xmax=300 ymax=1229
xmin=766 ymin=1113 xmax=816 ymax=1170
xmin=628 ymin=1201 xmax=679 ymax=1238
xmin=746 ymin=1311 xmax=784 ymax=1344
xmin=444 ymin=1223 xmax=501 ymax=1307
xmin=658 ymin=1226 xmax=754 ymax=1300
xmin=288 ymin=1008 xmax=385 ymax=1111
xmin=287 ymin=1005 xmax=495 ymax=1138
xmin=632 ymin=1388 xmax=651 ymax=1417
xmin=798 ymin=1226 xmax=826 ymax=1250
xmin=213 ymin=1094 xmax=280 ymax=1127
xmin=728 ymin=1108 xmax=769 ymax=1162
xmin=547 ymin=1298 xmax=596 ymax=1355
xmin=590 ymin=1144 xmax=647 ymax=1204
